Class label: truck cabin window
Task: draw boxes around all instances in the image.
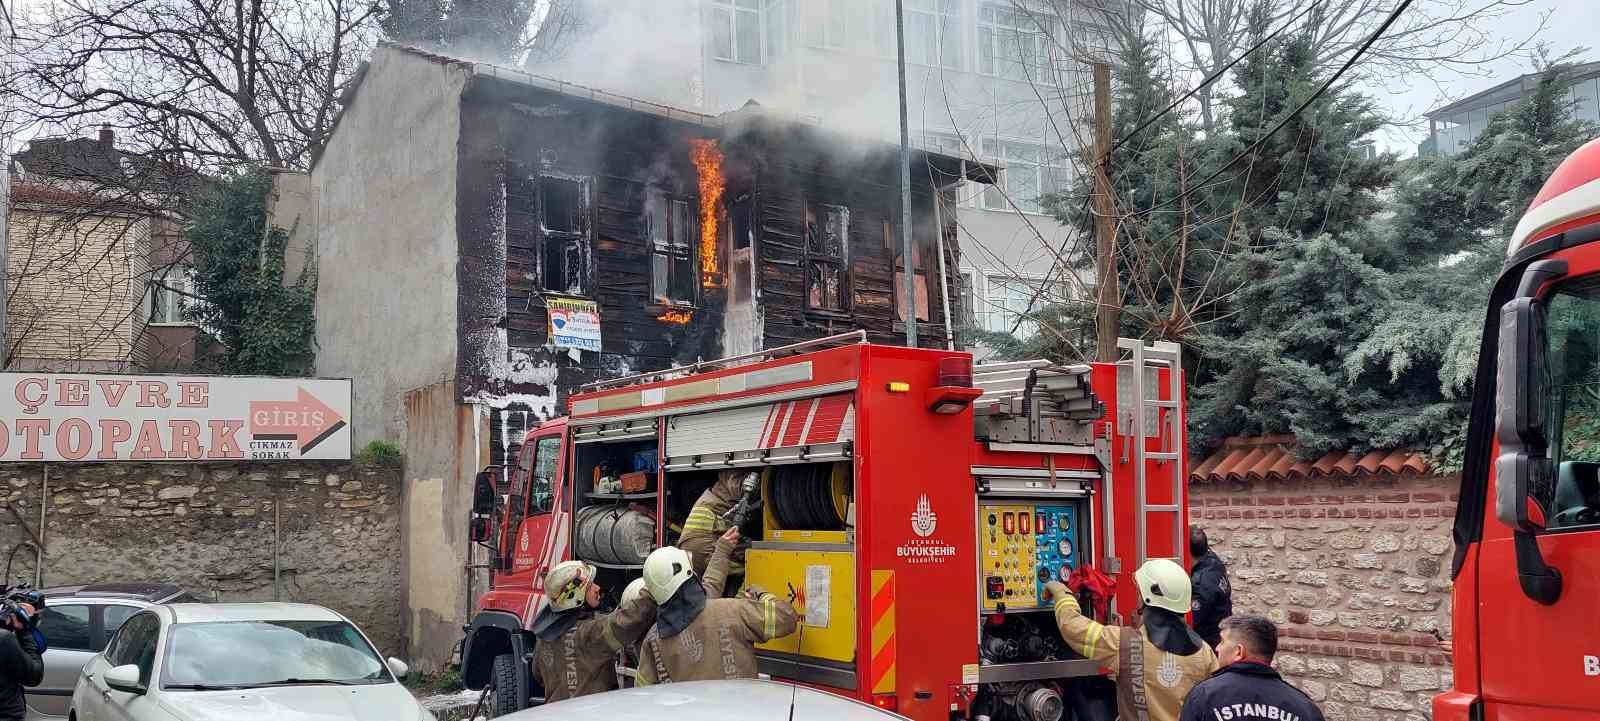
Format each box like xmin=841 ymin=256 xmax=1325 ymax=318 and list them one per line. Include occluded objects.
xmin=1541 ymin=275 xmax=1600 ymax=529
xmin=530 ymin=435 xmax=560 ymax=514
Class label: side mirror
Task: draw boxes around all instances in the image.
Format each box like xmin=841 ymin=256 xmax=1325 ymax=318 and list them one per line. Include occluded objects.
xmin=1495 ymin=296 xmax=1552 ymax=532
xmin=469 ymin=517 xmax=493 ymax=544
xmin=386 ymin=657 xmax=410 ymax=679
xmin=103 ymin=664 xmax=145 ymax=694
xmin=472 ymin=470 xmax=497 ymax=515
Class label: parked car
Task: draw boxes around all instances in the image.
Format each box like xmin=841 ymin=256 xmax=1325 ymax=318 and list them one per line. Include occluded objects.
xmin=69 ymin=602 xmax=431 ymax=721
xmin=28 ymin=583 xmax=201 ymax=721
xmin=502 ymin=679 xmax=908 ymax=721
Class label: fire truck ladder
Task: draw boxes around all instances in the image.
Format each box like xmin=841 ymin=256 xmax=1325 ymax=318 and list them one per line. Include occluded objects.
xmin=1117 ymin=338 xmax=1185 ymax=570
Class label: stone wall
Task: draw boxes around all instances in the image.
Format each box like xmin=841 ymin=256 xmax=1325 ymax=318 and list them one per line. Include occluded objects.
xmin=0 ymin=461 xmax=405 ymax=657
xmin=1189 ymin=472 xmax=1458 ymax=721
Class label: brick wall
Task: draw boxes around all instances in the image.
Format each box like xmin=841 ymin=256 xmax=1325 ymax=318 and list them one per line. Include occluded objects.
xmin=0 ymin=461 xmax=405 ymax=656
xmin=1189 ymin=473 xmax=1458 ymax=721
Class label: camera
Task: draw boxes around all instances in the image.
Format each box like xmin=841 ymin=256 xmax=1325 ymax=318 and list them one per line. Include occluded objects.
xmin=0 ymin=584 xmax=44 ymax=630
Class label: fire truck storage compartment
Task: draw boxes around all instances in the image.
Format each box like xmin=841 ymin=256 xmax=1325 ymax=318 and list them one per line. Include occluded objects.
xmin=570 ymin=418 xmax=659 ymax=570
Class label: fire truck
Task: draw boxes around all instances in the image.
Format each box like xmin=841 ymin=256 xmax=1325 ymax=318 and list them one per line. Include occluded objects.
xmin=459 ymin=332 xmax=1190 ymax=721
xmin=1434 ymin=139 xmax=1600 ymax=721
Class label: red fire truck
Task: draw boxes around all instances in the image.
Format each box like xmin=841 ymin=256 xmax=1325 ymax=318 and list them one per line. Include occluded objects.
xmin=459 ymin=332 xmax=1190 ymax=721
xmin=1434 ymin=139 xmax=1600 ymax=721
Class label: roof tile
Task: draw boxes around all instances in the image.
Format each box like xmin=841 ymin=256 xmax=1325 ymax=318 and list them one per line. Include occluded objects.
xmin=1354 ymin=450 xmax=1388 ymax=475
xmin=1188 ymin=435 xmax=1431 ymax=484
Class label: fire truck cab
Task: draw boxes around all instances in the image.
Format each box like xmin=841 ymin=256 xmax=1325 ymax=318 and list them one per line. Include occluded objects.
xmin=459 ymin=332 xmax=1189 ymax=721
xmin=1435 ymin=138 xmax=1600 ymax=720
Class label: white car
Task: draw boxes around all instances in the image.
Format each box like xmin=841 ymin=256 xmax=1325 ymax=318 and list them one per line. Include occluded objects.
xmin=68 ymin=602 xmax=434 ymax=721
xmin=503 ymin=679 xmax=909 ymax=721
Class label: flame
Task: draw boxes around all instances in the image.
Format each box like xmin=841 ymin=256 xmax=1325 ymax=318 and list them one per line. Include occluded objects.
xmin=659 ymin=309 xmax=693 ymax=325
xmin=689 ymin=138 xmax=723 ymax=288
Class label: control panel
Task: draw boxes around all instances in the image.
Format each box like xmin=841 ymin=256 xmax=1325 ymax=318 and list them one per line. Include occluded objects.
xmin=979 ymin=501 xmax=1082 ymax=611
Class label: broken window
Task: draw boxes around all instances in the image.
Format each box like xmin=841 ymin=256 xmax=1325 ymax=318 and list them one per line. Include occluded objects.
xmin=710 ymin=0 xmax=763 ymax=64
xmin=537 ymin=175 xmax=592 ymax=296
xmin=647 ymin=189 xmax=697 ymax=306
xmin=804 ymin=202 xmax=849 ymax=312
xmin=889 ymin=221 xmax=930 ymax=323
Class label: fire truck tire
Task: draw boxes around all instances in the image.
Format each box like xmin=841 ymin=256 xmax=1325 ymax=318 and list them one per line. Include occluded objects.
xmin=490 ymin=652 xmax=524 ymax=717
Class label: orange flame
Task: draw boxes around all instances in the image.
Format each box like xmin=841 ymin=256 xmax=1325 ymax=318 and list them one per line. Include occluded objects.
xmin=659 ymin=309 xmax=693 ymax=325
xmin=689 ymin=138 xmax=724 ymax=288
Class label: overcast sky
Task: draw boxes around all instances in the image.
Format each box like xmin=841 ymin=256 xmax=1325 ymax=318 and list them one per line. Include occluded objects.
xmin=1366 ymin=0 xmax=1590 ymax=154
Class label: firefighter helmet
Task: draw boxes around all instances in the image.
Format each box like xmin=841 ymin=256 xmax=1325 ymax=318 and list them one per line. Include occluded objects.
xmin=621 ymin=578 xmax=648 ymax=607
xmin=643 ymin=546 xmax=695 ymax=604
xmin=544 ymin=560 xmax=597 ymax=613
xmin=1134 ymin=558 xmax=1192 ymax=615
xmin=1510 ymin=137 xmax=1600 ymax=255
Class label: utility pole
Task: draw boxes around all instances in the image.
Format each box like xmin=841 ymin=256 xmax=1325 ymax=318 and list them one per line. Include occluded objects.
xmin=895 ymin=0 xmax=917 ymax=348
xmin=1090 ymin=61 xmax=1118 ymax=362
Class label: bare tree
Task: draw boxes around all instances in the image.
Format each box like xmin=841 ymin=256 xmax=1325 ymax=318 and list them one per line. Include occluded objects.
xmin=3 ymin=0 xmax=378 ymax=170
xmin=1137 ymin=0 xmax=1547 ymax=130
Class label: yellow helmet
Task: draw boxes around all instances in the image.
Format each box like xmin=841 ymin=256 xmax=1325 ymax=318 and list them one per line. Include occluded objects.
xmin=642 ymin=546 xmax=694 ymax=604
xmin=1133 ymin=558 xmax=1192 ymax=615
xmin=544 ymin=560 xmax=597 ymax=613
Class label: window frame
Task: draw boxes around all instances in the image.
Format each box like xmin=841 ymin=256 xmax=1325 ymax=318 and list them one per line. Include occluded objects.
xmin=904 ymin=0 xmax=963 ymax=69
xmin=536 ymin=174 xmax=594 ymax=297
xmin=528 ymin=434 xmax=560 ymax=516
xmin=105 ymin=610 xmax=162 ymax=686
xmin=1534 ymin=276 xmax=1600 ymax=533
xmin=981 ymin=138 xmax=1070 ymax=215
xmin=145 ymin=265 xmax=198 ymax=327
xmin=803 ymin=201 xmax=851 ymax=314
xmin=646 ymin=188 xmax=700 ymax=308
xmin=977 ymin=1 xmax=1058 ymax=85
xmin=37 ymin=602 xmax=94 ymax=652
xmin=710 ymin=0 xmax=765 ymax=65
xmin=984 ymin=273 xmax=1065 ymax=337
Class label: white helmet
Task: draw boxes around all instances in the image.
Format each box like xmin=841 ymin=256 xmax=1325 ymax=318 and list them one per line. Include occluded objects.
xmin=1133 ymin=558 xmax=1192 ymax=615
xmin=544 ymin=560 xmax=597 ymax=613
xmin=621 ymin=578 xmax=648 ymax=606
xmin=643 ymin=546 xmax=694 ymax=604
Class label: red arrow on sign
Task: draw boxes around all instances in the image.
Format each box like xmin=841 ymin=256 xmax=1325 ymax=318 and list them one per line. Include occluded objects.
xmin=249 ymin=388 xmax=346 ymax=453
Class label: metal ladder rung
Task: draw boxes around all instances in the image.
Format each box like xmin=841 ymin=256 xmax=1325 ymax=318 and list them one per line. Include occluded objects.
xmin=1145 ymin=400 xmax=1179 ymax=409
xmin=1147 ymin=451 xmax=1179 ymax=461
xmin=1145 ymin=504 xmax=1180 ymax=513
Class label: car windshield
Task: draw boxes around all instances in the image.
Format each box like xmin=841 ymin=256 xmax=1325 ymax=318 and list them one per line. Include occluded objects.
xmin=161 ymin=620 xmax=390 ymax=690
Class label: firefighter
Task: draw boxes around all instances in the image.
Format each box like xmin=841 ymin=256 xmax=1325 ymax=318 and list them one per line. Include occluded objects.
xmin=677 ymin=470 xmax=751 ymax=583
xmin=1044 ymin=558 xmax=1218 ymax=721
xmin=1189 ymin=526 xmax=1233 ymax=649
xmin=529 ymin=560 xmax=657 ymax=702
xmin=634 ymin=528 xmax=797 ymax=685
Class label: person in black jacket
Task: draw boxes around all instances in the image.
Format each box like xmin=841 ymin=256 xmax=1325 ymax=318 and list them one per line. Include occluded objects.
xmin=1189 ymin=526 xmax=1233 ymax=648
xmin=0 ymin=602 xmax=44 ymax=721
xmin=1179 ymin=614 xmax=1324 ymax=721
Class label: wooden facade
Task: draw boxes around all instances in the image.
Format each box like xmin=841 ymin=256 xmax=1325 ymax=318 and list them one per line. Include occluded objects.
xmin=452 ymin=77 xmax=981 ymax=464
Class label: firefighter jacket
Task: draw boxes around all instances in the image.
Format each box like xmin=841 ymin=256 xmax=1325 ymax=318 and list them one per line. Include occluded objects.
xmin=1190 ymin=550 xmax=1233 ymax=648
xmin=1178 ymin=662 xmax=1325 ymax=721
xmin=635 ymin=536 xmax=793 ymax=685
xmin=679 ymin=472 xmax=747 ymax=578
xmin=532 ymin=595 xmax=657 ymax=702
xmin=1052 ymin=595 xmax=1218 ymax=721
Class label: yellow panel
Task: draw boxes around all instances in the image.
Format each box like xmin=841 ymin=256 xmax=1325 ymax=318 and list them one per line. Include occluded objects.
xmin=745 ymin=549 xmax=857 ymax=663
xmin=664 ymin=378 xmax=720 ymax=403
xmin=979 ymin=502 xmax=1039 ymax=610
xmin=768 ymin=529 xmax=849 ymax=544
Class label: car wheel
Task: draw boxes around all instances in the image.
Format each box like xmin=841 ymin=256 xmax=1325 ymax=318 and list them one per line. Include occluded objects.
xmin=489 ymin=652 xmax=523 ymax=717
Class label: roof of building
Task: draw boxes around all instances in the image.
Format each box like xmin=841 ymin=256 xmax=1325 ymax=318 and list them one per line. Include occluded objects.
xmin=9 ymin=132 xmax=204 ymax=197
xmin=1189 ymin=434 xmax=1429 ymax=483
xmin=1428 ymin=60 xmax=1600 ymax=119
xmin=331 ymin=43 xmax=997 ymax=183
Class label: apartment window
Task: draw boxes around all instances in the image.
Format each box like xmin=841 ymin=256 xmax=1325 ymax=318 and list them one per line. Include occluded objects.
xmin=987 ymin=275 xmax=1063 ymax=337
xmin=711 ymin=0 xmax=763 ymax=64
xmin=905 ymin=0 xmax=961 ymax=69
xmin=805 ymin=202 xmax=850 ymax=312
xmin=803 ymin=0 xmax=865 ymax=50
xmin=145 ymin=266 xmax=197 ymax=326
xmin=982 ymin=139 xmax=1070 ymax=214
xmin=978 ymin=2 xmax=1057 ymax=83
xmin=539 ymin=176 xmax=592 ymax=295
xmin=646 ymin=190 xmax=697 ymax=306
xmin=925 ymin=133 xmax=978 ymax=208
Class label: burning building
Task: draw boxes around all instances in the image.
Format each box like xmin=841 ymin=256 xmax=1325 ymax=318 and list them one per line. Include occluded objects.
xmin=307 ymin=43 xmax=991 ymax=667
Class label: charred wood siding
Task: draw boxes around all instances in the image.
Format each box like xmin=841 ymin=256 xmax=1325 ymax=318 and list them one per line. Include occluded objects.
xmin=729 ymin=130 xmax=959 ymax=349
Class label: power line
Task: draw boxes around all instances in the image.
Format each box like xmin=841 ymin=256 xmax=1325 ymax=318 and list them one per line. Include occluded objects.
xmin=1127 ymin=0 xmax=1415 ymax=221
